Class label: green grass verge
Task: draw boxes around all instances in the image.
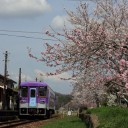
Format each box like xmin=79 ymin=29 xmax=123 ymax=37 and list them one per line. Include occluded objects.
xmin=39 ymin=116 xmax=86 ymax=128
xmin=87 ymin=106 xmax=128 ymax=128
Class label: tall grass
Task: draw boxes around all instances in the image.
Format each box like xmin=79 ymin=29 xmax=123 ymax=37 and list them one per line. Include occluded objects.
xmin=87 ymin=106 xmax=128 ymax=128
xmin=39 ymin=116 xmax=86 ymax=128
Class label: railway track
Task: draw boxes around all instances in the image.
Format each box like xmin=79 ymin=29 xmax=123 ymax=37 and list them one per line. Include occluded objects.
xmin=0 ymin=114 xmax=59 ymax=128
xmin=0 ymin=119 xmax=39 ymax=128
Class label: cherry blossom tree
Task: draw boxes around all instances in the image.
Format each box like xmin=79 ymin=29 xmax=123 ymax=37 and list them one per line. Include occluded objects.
xmin=29 ymin=0 xmax=128 ymax=106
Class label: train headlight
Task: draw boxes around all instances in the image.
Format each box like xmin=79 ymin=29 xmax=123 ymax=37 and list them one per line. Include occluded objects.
xmin=20 ymin=100 xmax=27 ymax=103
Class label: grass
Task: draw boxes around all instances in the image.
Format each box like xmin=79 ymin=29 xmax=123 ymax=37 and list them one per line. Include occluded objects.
xmin=87 ymin=106 xmax=128 ymax=128
xmin=39 ymin=115 xmax=86 ymax=128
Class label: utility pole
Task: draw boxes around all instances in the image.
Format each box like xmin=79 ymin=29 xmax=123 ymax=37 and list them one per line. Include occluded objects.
xmin=17 ymin=68 xmax=21 ymax=110
xmin=2 ymin=51 xmax=8 ymax=110
xmin=18 ymin=68 xmax=21 ymax=90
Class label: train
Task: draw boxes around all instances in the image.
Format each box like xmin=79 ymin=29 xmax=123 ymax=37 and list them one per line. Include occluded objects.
xmin=19 ymin=81 xmax=56 ymax=118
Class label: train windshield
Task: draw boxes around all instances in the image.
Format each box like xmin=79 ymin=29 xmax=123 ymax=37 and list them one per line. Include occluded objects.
xmin=21 ymin=86 xmax=28 ymax=97
xmin=38 ymin=86 xmax=47 ymax=97
xmin=30 ymin=89 xmax=36 ymax=97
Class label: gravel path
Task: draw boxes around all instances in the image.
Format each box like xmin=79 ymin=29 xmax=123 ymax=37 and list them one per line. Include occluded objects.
xmin=16 ymin=116 xmax=60 ymax=128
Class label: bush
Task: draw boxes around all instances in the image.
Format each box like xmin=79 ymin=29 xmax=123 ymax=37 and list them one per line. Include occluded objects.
xmin=79 ymin=105 xmax=88 ymax=113
xmin=89 ymin=106 xmax=128 ymax=128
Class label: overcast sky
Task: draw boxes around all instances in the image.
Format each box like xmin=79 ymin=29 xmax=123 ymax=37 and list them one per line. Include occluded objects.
xmin=0 ymin=0 xmax=80 ymax=94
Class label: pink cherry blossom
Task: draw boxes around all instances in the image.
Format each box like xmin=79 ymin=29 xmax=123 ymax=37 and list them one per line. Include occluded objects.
xmin=28 ymin=0 xmax=128 ymax=106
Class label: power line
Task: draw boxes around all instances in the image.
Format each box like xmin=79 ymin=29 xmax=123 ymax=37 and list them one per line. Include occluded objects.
xmin=0 ymin=29 xmax=62 ymax=35
xmin=0 ymin=33 xmax=58 ymax=41
xmin=0 ymin=28 xmax=63 ymax=34
xmin=0 ymin=29 xmax=63 ymax=41
xmin=0 ymin=29 xmax=43 ymax=34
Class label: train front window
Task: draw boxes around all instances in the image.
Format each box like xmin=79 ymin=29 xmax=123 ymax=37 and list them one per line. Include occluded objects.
xmin=30 ymin=89 xmax=36 ymax=97
xmin=38 ymin=86 xmax=47 ymax=97
xmin=21 ymin=86 xmax=28 ymax=97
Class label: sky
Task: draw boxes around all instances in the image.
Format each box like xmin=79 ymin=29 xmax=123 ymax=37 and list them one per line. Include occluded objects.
xmin=0 ymin=0 xmax=81 ymax=94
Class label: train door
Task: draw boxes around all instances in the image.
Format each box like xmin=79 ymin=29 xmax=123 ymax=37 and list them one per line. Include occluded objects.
xmin=29 ymin=88 xmax=37 ymax=107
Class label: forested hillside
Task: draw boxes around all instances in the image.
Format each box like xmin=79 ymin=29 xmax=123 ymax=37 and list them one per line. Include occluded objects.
xmin=55 ymin=92 xmax=72 ymax=110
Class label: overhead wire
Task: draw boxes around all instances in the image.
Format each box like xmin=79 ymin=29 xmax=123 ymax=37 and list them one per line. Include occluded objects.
xmin=0 ymin=29 xmax=44 ymax=34
xmin=0 ymin=29 xmax=63 ymax=34
xmin=0 ymin=33 xmax=58 ymax=41
xmin=0 ymin=29 xmax=58 ymax=41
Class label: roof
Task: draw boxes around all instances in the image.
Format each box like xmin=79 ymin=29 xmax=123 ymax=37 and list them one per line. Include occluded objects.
xmin=20 ymin=81 xmax=48 ymax=86
xmin=0 ymin=74 xmax=17 ymax=84
xmin=0 ymin=74 xmax=4 ymax=79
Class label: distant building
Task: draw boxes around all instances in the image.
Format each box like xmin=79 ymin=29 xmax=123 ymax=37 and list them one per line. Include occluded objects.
xmin=0 ymin=74 xmax=17 ymax=110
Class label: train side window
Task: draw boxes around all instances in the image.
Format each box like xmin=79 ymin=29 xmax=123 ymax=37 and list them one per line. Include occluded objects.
xmin=38 ymin=86 xmax=47 ymax=97
xmin=21 ymin=86 xmax=28 ymax=97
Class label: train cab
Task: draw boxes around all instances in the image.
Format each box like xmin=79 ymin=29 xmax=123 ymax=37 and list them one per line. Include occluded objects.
xmin=19 ymin=81 xmax=56 ymax=118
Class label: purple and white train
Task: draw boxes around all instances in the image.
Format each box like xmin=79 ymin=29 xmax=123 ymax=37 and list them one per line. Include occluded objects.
xmin=19 ymin=81 xmax=56 ymax=118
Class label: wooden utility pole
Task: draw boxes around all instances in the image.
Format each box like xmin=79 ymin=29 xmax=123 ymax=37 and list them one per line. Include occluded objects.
xmin=16 ymin=68 xmax=21 ymax=110
xmin=18 ymin=68 xmax=21 ymax=90
xmin=2 ymin=51 xmax=8 ymax=110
